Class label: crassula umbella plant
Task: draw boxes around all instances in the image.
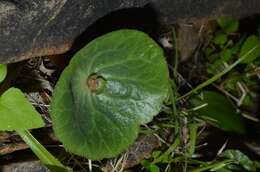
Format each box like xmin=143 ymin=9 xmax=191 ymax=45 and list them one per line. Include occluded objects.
xmin=50 ymin=29 xmax=170 ymax=160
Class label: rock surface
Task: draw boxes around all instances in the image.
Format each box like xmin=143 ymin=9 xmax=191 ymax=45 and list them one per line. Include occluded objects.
xmin=0 ymin=161 xmax=47 ymax=172
xmin=151 ymin=0 xmax=260 ymax=23
xmin=0 ymin=0 xmax=259 ymax=63
xmin=0 ymin=0 xmax=148 ymax=63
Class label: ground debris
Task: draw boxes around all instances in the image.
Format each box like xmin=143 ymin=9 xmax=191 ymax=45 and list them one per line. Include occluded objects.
xmin=103 ymin=135 xmax=160 ymax=172
xmin=0 ymin=161 xmax=47 ymax=172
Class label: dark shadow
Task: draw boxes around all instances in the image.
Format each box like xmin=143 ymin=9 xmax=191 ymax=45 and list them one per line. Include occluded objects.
xmin=63 ymin=5 xmax=162 ymax=64
xmin=239 ymin=14 xmax=260 ymax=34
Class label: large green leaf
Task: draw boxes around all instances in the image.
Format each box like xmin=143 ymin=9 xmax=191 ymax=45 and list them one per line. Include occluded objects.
xmin=51 ymin=30 xmax=169 ymax=160
xmin=190 ymin=91 xmax=245 ymax=134
xmin=0 ymin=87 xmax=44 ymax=131
xmin=240 ymin=35 xmax=260 ymax=63
xmin=0 ymin=64 xmax=7 ymax=83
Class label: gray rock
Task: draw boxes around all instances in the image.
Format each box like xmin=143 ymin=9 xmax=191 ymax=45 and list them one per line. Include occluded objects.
xmin=0 ymin=0 xmax=148 ymax=63
xmin=151 ymin=0 xmax=260 ymax=23
xmin=1 ymin=161 xmax=47 ymax=172
xmin=0 ymin=0 xmax=259 ymax=63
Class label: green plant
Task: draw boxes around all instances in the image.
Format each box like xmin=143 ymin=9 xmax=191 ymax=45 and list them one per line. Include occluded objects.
xmin=2 ymin=18 xmax=259 ymax=171
xmin=0 ymin=64 xmax=68 ymax=172
xmin=50 ymin=29 xmax=170 ymax=160
xmin=137 ymin=17 xmax=260 ymax=172
xmin=175 ymin=17 xmax=260 ymax=133
xmin=183 ymin=17 xmax=260 ymax=171
xmin=191 ymin=149 xmax=256 ymax=172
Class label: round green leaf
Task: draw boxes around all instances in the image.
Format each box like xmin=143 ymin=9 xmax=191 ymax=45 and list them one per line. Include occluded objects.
xmin=0 ymin=64 xmax=7 ymax=83
xmin=217 ymin=17 xmax=239 ymax=34
xmin=212 ymin=32 xmax=228 ymax=45
xmin=0 ymin=87 xmax=44 ymax=131
xmin=51 ymin=30 xmax=169 ymax=160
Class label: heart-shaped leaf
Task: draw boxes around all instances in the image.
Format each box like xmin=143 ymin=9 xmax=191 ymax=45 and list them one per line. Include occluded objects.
xmin=0 ymin=87 xmax=44 ymax=131
xmin=0 ymin=64 xmax=7 ymax=83
xmin=51 ymin=30 xmax=169 ymax=160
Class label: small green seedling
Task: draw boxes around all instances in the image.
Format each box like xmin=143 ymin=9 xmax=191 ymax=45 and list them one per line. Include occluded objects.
xmin=217 ymin=17 xmax=239 ymax=34
xmin=190 ymin=17 xmax=260 ymax=133
xmin=191 ymin=149 xmax=256 ymax=172
xmin=220 ymin=149 xmax=256 ymax=171
xmin=0 ymin=64 xmax=68 ymax=172
xmin=207 ymin=17 xmax=260 ymax=75
xmin=50 ymin=29 xmax=170 ymax=160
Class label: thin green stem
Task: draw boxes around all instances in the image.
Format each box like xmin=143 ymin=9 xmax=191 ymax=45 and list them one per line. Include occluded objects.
xmin=177 ymin=44 xmax=260 ymax=101
xmin=17 ymin=130 xmax=69 ymax=172
xmin=190 ymin=159 xmax=233 ymax=172
xmin=152 ymin=135 xmax=181 ymax=164
xmin=169 ymin=79 xmax=179 ymax=135
xmin=169 ymin=80 xmax=177 ymax=116
xmin=170 ymin=27 xmax=180 ymax=134
xmin=188 ymin=123 xmax=198 ymax=156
